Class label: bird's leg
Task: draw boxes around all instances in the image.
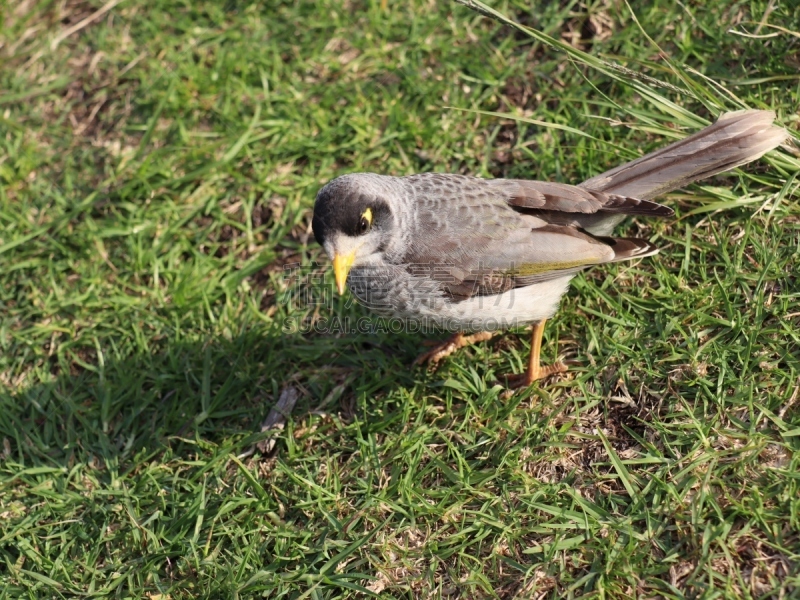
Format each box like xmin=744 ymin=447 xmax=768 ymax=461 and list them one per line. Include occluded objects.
xmin=505 ymin=320 xmax=568 ymax=388
xmin=413 ymin=331 xmax=494 ymax=367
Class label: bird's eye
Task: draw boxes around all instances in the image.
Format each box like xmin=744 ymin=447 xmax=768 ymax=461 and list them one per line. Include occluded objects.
xmin=358 ymin=207 xmax=373 ymax=235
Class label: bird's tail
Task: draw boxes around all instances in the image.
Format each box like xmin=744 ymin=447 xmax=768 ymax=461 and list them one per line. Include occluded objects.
xmin=579 ymin=110 xmax=788 ymax=201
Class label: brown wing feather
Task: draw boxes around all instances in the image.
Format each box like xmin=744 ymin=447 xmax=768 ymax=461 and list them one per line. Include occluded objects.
xmin=487 ymin=179 xmax=674 ymax=217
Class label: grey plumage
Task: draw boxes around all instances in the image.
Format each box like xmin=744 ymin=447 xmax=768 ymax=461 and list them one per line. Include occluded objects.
xmin=312 ymin=110 xmax=787 ymax=337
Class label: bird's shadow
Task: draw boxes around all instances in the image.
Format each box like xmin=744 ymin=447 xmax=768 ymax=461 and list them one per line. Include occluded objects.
xmin=0 ymin=324 xmax=419 ymax=472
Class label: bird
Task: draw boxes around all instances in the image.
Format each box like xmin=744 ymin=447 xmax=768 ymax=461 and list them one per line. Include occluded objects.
xmin=311 ymin=110 xmax=787 ymax=387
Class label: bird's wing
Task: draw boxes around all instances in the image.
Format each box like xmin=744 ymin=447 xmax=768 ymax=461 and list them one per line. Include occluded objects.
xmin=400 ymin=177 xmax=659 ymax=301
xmin=483 ymin=178 xmax=673 ymax=230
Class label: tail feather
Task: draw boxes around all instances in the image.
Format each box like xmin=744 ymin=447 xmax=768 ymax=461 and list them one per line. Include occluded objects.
xmin=580 ymin=110 xmax=788 ymax=201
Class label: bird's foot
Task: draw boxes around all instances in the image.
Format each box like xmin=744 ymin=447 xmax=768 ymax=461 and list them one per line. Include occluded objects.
xmin=413 ymin=331 xmax=494 ymax=367
xmin=503 ymin=361 xmax=568 ymax=389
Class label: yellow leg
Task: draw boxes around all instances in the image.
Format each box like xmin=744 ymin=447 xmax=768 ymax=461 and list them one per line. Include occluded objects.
xmin=413 ymin=331 xmax=494 ymax=366
xmin=507 ymin=320 xmax=568 ymax=388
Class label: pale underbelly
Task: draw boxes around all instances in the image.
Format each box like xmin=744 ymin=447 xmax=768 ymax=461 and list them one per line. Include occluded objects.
xmin=347 ymin=267 xmax=574 ymax=333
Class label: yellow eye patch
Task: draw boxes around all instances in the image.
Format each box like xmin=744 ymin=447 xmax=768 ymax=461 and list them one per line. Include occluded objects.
xmin=361 ymin=208 xmax=373 ymax=226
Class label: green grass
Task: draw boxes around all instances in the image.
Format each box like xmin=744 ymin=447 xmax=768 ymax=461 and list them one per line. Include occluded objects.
xmin=1 ymin=0 xmax=799 ymax=597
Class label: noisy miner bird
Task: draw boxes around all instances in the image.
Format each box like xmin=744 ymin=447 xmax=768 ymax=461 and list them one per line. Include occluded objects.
xmin=312 ymin=110 xmax=787 ymax=387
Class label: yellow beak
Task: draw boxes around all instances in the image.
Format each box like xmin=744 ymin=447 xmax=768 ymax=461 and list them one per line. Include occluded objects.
xmin=332 ymin=251 xmax=355 ymax=295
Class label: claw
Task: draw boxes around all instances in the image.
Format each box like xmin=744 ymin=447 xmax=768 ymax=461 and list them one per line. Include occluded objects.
xmin=500 ymin=320 xmax=569 ymax=392
xmin=503 ymin=361 xmax=568 ymax=389
xmin=413 ymin=331 xmax=494 ymax=367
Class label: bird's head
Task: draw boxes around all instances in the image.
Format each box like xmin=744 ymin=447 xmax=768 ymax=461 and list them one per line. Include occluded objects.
xmin=312 ymin=174 xmax=395 ymax=294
